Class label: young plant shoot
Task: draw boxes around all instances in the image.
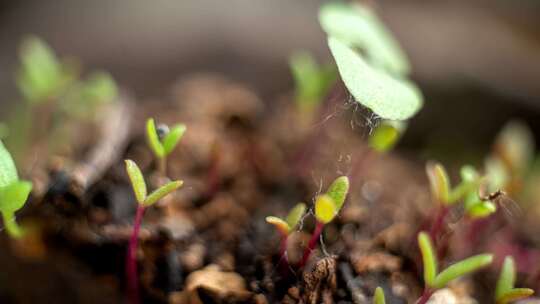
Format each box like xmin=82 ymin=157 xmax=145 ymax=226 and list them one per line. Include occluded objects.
xmin=289 ymin=51 xmax=336 ymax=116
xmin=495 ymin=256 xmax=534 ymax=304
xmin=146 ymin=118 xmax=186 ymax=176
xmin=417 ymin=231 xmax=493 ymax=304
xmin=368 ymin=120 xmax=407 ymax=153
xmin=299 ymin=176 xmax=349 ymax=268
xmin=374 ymin=287 xmax=386 ymax=304
xmin=0 ymin=140 xmax=32 ymax=238
xmin=124 ymin=159 xmax=183 ymax=304
xmin=266 ymin=203 xmax=307 ymax=265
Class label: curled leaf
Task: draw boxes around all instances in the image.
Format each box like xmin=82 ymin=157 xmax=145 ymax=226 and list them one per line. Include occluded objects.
xmin=426 ymin=162 xmax=450 ymax=205
xmin=315 ymin=194 xmax=337 ymax=224
xmin=125 ymin=159 xmax=147 ymax=204
xmin=146 ymin=118 xmax=165 ymax=158
xmin=418 ymin=231 xmax=437 ymax=287
xmin=327 ymin=37 xmax=422 ymax=121
xmin=144 ymin=180 xmax=183 ymax=206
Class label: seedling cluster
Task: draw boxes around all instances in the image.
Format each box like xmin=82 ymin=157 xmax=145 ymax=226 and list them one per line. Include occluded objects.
xmin=146 ymin=118 xmax=186 ymax=176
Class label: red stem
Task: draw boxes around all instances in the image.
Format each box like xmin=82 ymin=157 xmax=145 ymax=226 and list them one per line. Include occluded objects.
xmin=126 ymin=204 xmax=145 ymax=304
xmin=417 ymin=289 xmax=434 ymax=304
xmin=299 ymin=221 xmax=324 ymax=268
xmin=429 ymin=205 xmax=449 ymax=243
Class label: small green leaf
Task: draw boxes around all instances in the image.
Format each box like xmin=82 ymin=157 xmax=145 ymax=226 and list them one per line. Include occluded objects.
xmin=285 ymin=203 xmax=306 ymax=231
xmin=0 ymin=140 xmax=19 ymax=187
xmin=266 ymin=216 xmax=290 ymax=235
xmin=434 ymin=254 xmax=493 ymax=289
xmin=327 ymin=37 xmax=423 ymax=121
xmin=125 ymin=159 xmax=147 ymax=204
xmin=418 ymin=231 xmax=437 ymax=287
xmin=374 ymin=286 xmax=386 ymax=304
xmin=448 ymin=165 xmax=480 ymax=203
xmin=146 ymin=118 xmax=165 ymax=159
xmin=319 ymin=2 xmax=410 ymax=75
xmin=369 ymin=120 xmax=406 ymax=153
xmin=426 ymin=162 xmax=451 ymax=205
xmin=144 ymin=180 xmax=183 ymax=206
xmin=2 ymin=211 xmax=23 ymax=238
xmin=497 ymin=288 xmax=534 ymax=304
xmin=315 ymin=194 xmax=337 ymax=224
xmin=326 ymin=176 xmax=349 ymax=212
xmin=289 ymin=51 xmax=337 ymax=110
xmin=496 ymin=256 xmax=516 ymax=300
xmin=0 ymin=181 xmax=32 ymax=213
xmin=466 ymin=201 xmax=496 ymax=219
xmin=162 ymin=124 xmax=186 ymax=155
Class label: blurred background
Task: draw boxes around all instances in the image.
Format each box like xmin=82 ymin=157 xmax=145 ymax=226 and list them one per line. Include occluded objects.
xmin=1 ymin=0 xmax=540 ymax=160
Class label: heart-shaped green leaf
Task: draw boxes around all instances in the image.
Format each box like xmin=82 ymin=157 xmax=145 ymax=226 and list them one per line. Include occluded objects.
xmin=327 ymin=37 xmax=423 ymax=121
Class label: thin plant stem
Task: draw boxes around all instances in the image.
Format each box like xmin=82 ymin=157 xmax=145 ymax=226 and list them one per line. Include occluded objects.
xmin=417 ymin=289 xmax=434 ymax=304
xmin=158 ymin=157 xmax=167 ymax=177
xmin=299 ymin=221 xmax=324 ymax=268
xmin=126 ymin=204 xmax=146 ymax=304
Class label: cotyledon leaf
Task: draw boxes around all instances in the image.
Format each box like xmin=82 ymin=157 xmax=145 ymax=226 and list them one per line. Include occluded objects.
xmin=320 ymin=2 xmax=410 ymax=76
xmin=0 ymin=140 xmax=18 ymax=187
xmin=327 ymin=37 xmax=423 ymax=121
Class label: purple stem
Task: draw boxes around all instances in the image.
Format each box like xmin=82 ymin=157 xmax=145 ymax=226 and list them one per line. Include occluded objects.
xmin=299 ymin=221 xmax=324 ymax=268
xmin=417 ymin=289 xmax=434 ymax=304
xmin=126 ymin=204 xmax=146 ymax=304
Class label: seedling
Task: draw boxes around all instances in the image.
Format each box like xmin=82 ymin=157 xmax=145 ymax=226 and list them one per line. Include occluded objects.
xmin=266 ymin=203 xmax=307 ymax=266
xmin=319 ymin=2 xmax=423 ymax=121
xmin=124 ymin=159 xmax=183 ymax=304
xmin=289 ymin=51 xmax=336 ymax=116
xmin=374 ymin=287 xmax=386 ymax=304
xmin=495 ymin=256 xmax=533 ymax=304
xmin=299 ymin=176 xmax=349 ymax=268
xmin=146 ymin=118 xmax=186 ymax=176
xmin=0 ymin=140 xmax=32 ymax=238
xmin=417 ymin=231 xmax=493 ymax=304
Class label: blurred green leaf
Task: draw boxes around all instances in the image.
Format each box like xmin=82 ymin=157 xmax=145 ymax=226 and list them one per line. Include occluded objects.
xmin=0 ymin=140 xmax=19 ymax=187
xmin=266 ymin=216 xmax=290 ymax=235
xmin=162 ymin=124 xmax=187 ymax=156
xmin=319 ymin=2 xmax=410 ymax=75
xmin=496 ymin=256 xmax=534 ymax=304
xmin=369 ymin=120 xmax=406 ymax=152
xmin=1 ymin=211 xmax=23 ymax=238
xmin=327 ymin=37 xmax=422 ymax=121
xmin=144 ymin=180 xmax=183 ymax=206
xmin=285 ymin=203 xmax=306 ymax=231
xmin=466 ymin=200 xmax=496 ymax=219
xmin=418 ymin=231 xmax=437 ymax=287
xmin=325 ymin=176 xmax=349 ymax=211
xmin=125 ymin=159 xmax=147 ymax=204
xmin=497 ymin=288 xmax=534 ymax=304
xmin=433 ymin=254 xmax=493 ymax=289
xmin=426 ymin=162 xmax=450 ymax=205
xmin=374 ymin=287 xmax=386 ymax=304
xmin=0 ymin=181 xmax=32 ymax=213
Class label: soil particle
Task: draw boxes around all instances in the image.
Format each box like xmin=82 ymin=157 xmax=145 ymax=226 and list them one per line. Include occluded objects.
xmin=351 ymin=251 xmax=402 ymax=274
xmin=302 ymin=256 xmax=338 ymax=304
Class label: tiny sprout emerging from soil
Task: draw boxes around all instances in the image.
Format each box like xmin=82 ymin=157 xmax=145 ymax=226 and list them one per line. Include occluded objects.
xmin=146 ymin=118 xmax=186 ymax=176
xmin=124 ymin=159 xmax=183 ymax=304
xmin=374 ymin=287 xmax=386 ymax=304
xmin=0 ymin=140 xmax=32 ymax=238
xmin=368 ymin=120 xmax=407 ymax=153
xmin=266 ymin=203 xmax=307 ymax=265
xmin=495 ymin=256 xmax=534 ymax=304
xmin=417 ymin=231 xmax=493 ymax=304
xmin=299 ymin=176 xmax=349 ymax=268
xmin=289 ymin=51 xmax=336 ymax=115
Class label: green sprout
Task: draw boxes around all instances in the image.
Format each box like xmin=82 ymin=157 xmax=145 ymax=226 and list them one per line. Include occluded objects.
xmin=124 ymin=159 xmax=183 ymax=303
xmin=146 ymin=118 xmax=186 ymax=176
xmin=417 ymin=231 xmax=493 ymax=304
xmin=368 ymin=120 xmax=407 ymax=153
xmin=0 ymin=140 xmax=33 ymax=238
xmin=289 ymin=51 xmax=337 ymax=115
xmin=266 ymin=203 xmax=307 ymax=265
xmin=319 ymin=2 xmax=423 ymax=121
xmin=374 ymin=287 xmax=386 ymax=304
xmin=495 ymin=256 xmax=534 ymax=304
xmin=299 ymin=176 xmax=349 ymax=268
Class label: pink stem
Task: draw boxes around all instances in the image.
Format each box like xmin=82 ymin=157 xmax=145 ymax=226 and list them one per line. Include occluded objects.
xmin=278 ymin=235 xmax=291 ymax=277
xmin=126 ymin=204 xmax=145 ymax=304
xmin=299 ymin=221 xmax=324 ymax=268
xmin=417 ymin=289 xmax=434 ymax=304
xmin=429 ymin=206 xmax=449 ymax=243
